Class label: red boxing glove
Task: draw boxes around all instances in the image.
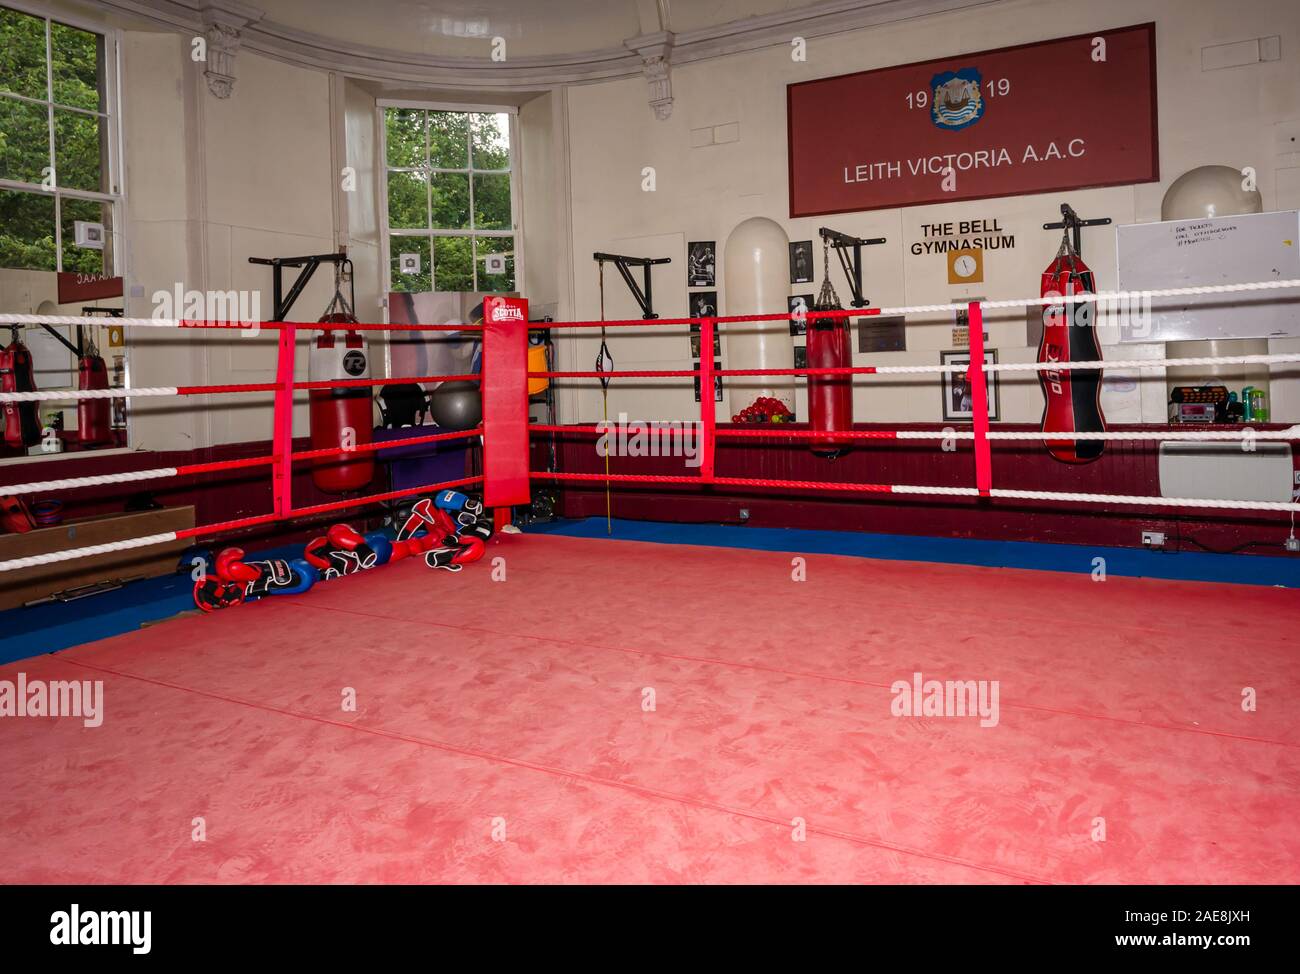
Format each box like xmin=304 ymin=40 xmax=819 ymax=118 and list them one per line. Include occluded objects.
xmin=326 ymin=523 xmax=366 ymax=550
xmin=303 ymin=536 xmax=332 ymax=571
xmin=216 ymin=547 xmax=260 ymax=583
xmin=452 ymin=536 xmax=485 ymax=565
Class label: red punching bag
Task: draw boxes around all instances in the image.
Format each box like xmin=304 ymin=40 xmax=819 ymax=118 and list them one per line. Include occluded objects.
xmin=1 ymin=335 xmax=41 ymax=448
xmin=78 ymin=343 xmax=111 ymax=445
xmin=308 ymin=267 xmax=374 ymax=493
xmin=806 ymin=252 xmax=853 ymax=458
xmin=1039 ymin=230 xmax=1105 ymax=463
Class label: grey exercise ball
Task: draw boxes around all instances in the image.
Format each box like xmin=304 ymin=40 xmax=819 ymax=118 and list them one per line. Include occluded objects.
xmin=429 ymin=380 xmax=482 ymax=430
xmin=1161 ymin=165 xmax=1263 ymax=221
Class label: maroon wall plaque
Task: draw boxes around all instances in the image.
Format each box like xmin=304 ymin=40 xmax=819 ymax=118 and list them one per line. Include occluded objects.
xmin=788 ymin=23 xmax=1158 ymax=216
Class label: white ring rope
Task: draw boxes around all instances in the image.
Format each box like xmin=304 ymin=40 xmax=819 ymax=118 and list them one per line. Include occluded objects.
xmin=982 ymin=354 xmax=1299 ymax=374
xmin=868 ymin=353 xmax=1300 ymax=375
xmin=987 ymin=488 xmax=1300 ymax=512
xmin=3 ymin=428 xmax=1287 ymax=499
xmin=891 ymin=484 xmax=1299 ymax=511
xmin=4 ymin=277 xmax=1300 ymax=330
xmin=2 ymin=467 xmax=180 ymax=497
xmin=3 ymin=428 xmax=1291 ymax=501
xmin=0 ymin=480 xmax=1292 ymax=576
xmin=0 ymin=314 xmax=261 ymax=329
xmin=871 ymin=277 xmax=1300 ymax=318
xmin=891 ymin=485 xmax=983 ymax=497
xmin=0 ymin=532 xmax=178 ymax=573
xmin=0 ymin=386 xmax=179 ymax=402
xmin=895 ymin=428 xmax=1300 ymax=441
xmin=5 ymin=353 xmax=1300 ymax=403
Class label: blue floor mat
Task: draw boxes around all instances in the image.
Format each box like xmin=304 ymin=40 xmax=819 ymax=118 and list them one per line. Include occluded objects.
xmin=0 ymin=540 xmax=317 ymax=665
xmin=526 ymin=517 xmax=1300 ymax=588
xmin=5 ymin=520 xmax=1294 ymax=667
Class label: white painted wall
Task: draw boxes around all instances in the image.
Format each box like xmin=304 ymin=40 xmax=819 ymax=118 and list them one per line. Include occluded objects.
xmin=118 ymin=31 xmax=341 ymax=453
xmin=539 ymin=0 xmax=1300 ymax=426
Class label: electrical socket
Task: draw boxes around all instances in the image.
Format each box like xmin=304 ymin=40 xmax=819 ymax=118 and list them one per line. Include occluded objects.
xmin=1142 ymin=531 xmax=1166 ymax=547
xmin=1287 ymin=536 xmax=1299 ymax=552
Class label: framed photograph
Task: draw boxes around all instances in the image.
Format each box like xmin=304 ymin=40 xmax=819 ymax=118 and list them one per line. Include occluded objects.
xmin=694 ymin=361 xmax=724 ymax=403
xmin=789 ymin=241 xmax=814 ymax=284
xmin=689 ymin=324 xmax=720 ymax=358
xmin=793 ymin=344 xmax=808 ymax=370
xmin=688 ymin=241 xmax=716 ymax=287
xmin=688 ymin=290 xmax=717 ymax=319
xmin=940 ymin=349 xmax=999 ymax=422
xmin=788 ymin=293 xmax=814 ymax=336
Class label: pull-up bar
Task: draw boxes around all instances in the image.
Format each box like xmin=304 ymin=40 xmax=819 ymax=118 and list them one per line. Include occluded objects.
xmin=593 ymin=252 xmax=671 ymax=320
xmin=818 ymin=228 xmax=887 ymax=308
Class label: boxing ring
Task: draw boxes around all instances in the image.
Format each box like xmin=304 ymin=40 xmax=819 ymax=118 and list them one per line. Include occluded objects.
xmin=1 ymin=282 xmax=1299 ymax=884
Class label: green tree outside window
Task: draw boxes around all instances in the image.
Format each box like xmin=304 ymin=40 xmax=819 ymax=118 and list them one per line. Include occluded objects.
xmin=0 ymin=6 xmax=114 ymax=273
xmin=386 ymin=107 xmax=515 ymax=294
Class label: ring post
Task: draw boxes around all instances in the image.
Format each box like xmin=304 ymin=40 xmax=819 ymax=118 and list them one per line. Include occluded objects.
xmin=699 ymin=317 xmax=716 ymax=483
xmin=966 ymin=301 xmax=992 ymax=497
xmin=272 ymin=324 xmax=297 ymax=516
xmin=482 ymin=296 xmax=531 ymax=527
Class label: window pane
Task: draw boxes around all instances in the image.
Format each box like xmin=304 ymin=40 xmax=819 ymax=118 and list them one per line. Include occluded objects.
xmin=0 ymin=96 xmax=51 ymax=184
xmin=385 ymin=108 xmax=424 ymax=167
xmin=430 ymin=171 xmax=469 ymax=229
xmin=60 ymin=195 xmax=110 ymax=274
xmin=390 ymin=235 xmax=431 ymax=293
xmin=433 ymin=236 xmax=473 ymax=292
xmin=54 ymin=108 xmax=104 ymax=192
xmin=471 ymin=113 xmax=509 ymax=171
xmin=387 ymin=169 xmax=428 ymax=229
xmin=0 ymin=7 xmax=47 ymax=101
xmin=51 ymin=21 xmax=103 ymax=113
xmin=473 ymin=172 xmax=511 ymax=230
xmin=476 ymin=236 xmax=515 ymax=292
xmin=0 ymin=189 xmax=56 ymax=271
xmin=428 ymin=111 xmax=469 ymax=169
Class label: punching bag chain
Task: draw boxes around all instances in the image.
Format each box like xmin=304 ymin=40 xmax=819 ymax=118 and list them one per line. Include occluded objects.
xmin=815 ymin=235 xmax=842 ymax=313
xmin=322 ymin=260 xmax=355 ymax=320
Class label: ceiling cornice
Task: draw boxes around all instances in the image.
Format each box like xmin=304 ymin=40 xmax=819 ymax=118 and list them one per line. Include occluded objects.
xmin=91 ymin=0 xmax=1002 ymax=89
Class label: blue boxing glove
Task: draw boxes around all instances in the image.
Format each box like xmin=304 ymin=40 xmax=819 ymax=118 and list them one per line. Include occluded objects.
xmin=366 ymin=531 xmax=393 ymax=567
xmin=434 ymin=490 xmax=486 ymax=536
xmin=214 ymin=547 xmax=318 ymax=601
xmin=434 ymin=490 xmax=484 ymax=521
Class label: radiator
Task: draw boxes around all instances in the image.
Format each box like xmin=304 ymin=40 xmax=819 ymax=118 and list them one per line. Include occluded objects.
xmin=1158 ymin=441 xmax=1293 ymax=502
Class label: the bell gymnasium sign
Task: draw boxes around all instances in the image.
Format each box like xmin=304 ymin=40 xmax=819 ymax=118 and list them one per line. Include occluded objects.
xmin=787 ymin=23 xmax=1158 ymax=217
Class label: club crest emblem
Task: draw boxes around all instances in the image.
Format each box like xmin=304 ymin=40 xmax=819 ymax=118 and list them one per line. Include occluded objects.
xmin=930 ymin=67 xmax=984 ymax=130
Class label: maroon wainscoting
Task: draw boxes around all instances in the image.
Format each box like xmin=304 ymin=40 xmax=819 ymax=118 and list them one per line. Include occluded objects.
xmin=1 ymin=439 xmax=476 ymax=553
xmin=532 ymin=423 xmax=1297 ymax=554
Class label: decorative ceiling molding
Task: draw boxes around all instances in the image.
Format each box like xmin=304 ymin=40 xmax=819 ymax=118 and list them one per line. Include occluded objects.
xmin=199 ymin=1 xmax=263 ymax=98
xmin=625 ymin=31 xmax=675 ymax=120
xmin=90 ymin=0 xmax=1001 ymax=90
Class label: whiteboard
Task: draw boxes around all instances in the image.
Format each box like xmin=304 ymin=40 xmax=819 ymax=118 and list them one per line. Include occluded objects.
xmin=1114 ymin=210 xmax=1300 ymax=343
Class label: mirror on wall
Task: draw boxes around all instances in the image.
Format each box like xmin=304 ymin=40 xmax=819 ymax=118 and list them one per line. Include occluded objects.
xmin=0 ymin=268 xmax=126 ymax=459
